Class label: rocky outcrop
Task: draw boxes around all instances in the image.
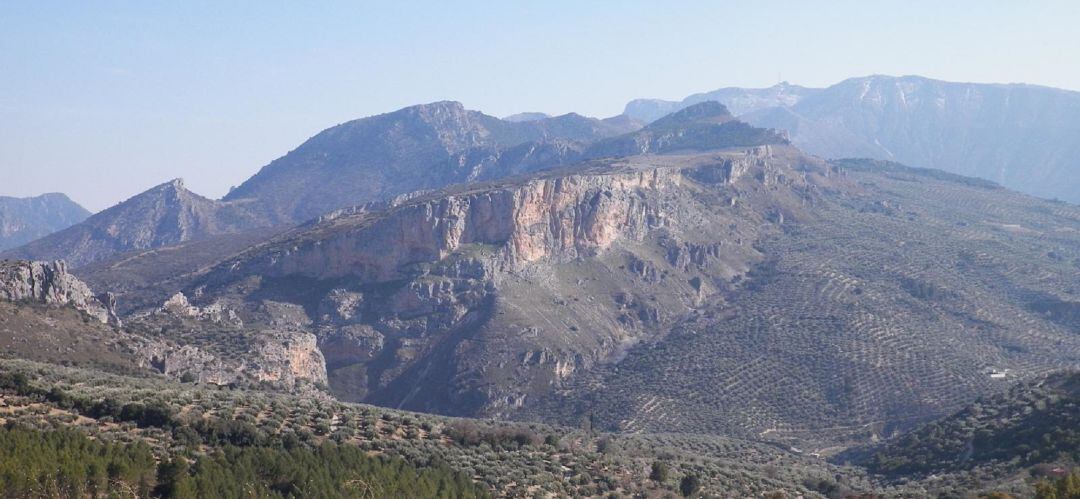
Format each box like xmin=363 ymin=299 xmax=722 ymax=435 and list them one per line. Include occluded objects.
xmin=137 ymin=330 xmax=327 ymax=387
xmin=160 ymin=292 xmax=242 ymax=327
xmin=220 ymin=148 xmax=780 ymax=285
xmin=0 ymin=260 xmax=118 ymax=324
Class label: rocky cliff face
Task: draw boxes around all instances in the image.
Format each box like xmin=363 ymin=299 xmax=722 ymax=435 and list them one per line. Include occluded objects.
xmin=136 ymin=329 xmax=327 ymax=388
xmin=0 ymin=193 xmax=90 ymax=251
xmin=185 ymin=143 xmax=831 ymax=416
xmin=127 ymin=292 xmax=328 ymax=389
xmin=0 ymin=260 xmax=118 ymax=324
xmin=0 ymin=258 xmax=326 ymax=391
xmin=217 ymin=146 xmax=785 ymax=283
xmin=2 ymin=179 xmax=273 ymax=267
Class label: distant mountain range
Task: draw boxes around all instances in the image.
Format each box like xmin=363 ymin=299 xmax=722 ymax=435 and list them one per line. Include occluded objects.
xmin=12 ymin=102 xmax=780 ymax=267
xmin=0 ymin=193 xmax=89 ymax=250
xmin=625 ymin=75 xmax=1080 ymax=203
xmin=625 ymin=81 xmax=820 ymax=122
xmin=8 ymin=75 xmax=1080 ymax=269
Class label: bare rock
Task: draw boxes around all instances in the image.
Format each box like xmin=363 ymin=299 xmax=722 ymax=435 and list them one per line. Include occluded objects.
xmin=0 ymin=260 xmax=118 ymax=325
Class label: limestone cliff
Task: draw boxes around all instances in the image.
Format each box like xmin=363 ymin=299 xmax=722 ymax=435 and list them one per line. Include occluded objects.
xmin=0 ymin=260 xmax=118 ymax=324
xmin=136 ymin=329 xmax=327 ymax=388
xmin=220 ymin=147 xmax=785 ymax=283
xmin=188 ymin=144 xmax=833 ymax=416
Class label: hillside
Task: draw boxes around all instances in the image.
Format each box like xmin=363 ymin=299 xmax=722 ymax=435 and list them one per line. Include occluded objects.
xmin=833 ymin=371 xmax=1080 ymax=498
xmin=2 ymin=179 xmax=273 ymax=267
xmin=861 ymin=371 xmax=1079 ymax=477
xmin=627 ymin=75 xmax=1080 ymax=203
xmin=523 ymin=157 xmax=1080 ymax=448
xmin=0 ymin=358 xmax=873 ymax=497
xmin=0 ymin=193 xmax=90 ymax=250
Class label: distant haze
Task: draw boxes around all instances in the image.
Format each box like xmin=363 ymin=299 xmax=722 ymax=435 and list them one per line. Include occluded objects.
xmin=2 ymin=1 xmax=1079 ymax=211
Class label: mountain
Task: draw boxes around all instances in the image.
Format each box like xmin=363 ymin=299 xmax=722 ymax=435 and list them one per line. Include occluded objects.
xmin=627 ymin=75 xmax=1080 ymax=203
xmin=2 ymin=179 xmax=272 ymax=267
xmin=2 ymin=105 xmax=641 ymax=269
xmin=223 ymin=101 xmax=644 ymax=224
xmin=2 ymin=101 xmax=1078 ymax=497
xmin=0 ymin=193 xmax=90 ymax=250
xmin=96 ymin=113 xmax=1080 ymax=455
xmin=522 ymin=157 xmax=1080 ymax=448
xmin=586 ymin=101 xmax=788 ymax=156
xmin=623 ymin=81 xmax=821 ymax=123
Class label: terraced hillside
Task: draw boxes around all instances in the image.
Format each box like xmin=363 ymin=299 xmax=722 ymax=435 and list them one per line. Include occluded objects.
xmin=836 ymin=371 xmax=1080 ymax=498
xmin=863 ymin=370 xmax=1079 ymax=477
xmin=523 ymin=158 xmax=1080 ymax=449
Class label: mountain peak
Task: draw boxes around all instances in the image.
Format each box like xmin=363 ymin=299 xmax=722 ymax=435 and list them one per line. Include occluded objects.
xmin=402 ymin=100 xmax=468 ymax=118
xmin=2 ymin=177 xmax=270 ymax=267
xmin=646 ymin=101 xmax=734 ymax=129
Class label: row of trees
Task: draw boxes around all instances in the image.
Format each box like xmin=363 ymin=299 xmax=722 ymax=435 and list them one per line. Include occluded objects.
xmin=0 ymin=425 xmax=487 ymax=498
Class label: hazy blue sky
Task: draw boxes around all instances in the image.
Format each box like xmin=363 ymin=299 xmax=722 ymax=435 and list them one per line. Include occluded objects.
xmin=3 ymin=1 xmax=1079 ymax=211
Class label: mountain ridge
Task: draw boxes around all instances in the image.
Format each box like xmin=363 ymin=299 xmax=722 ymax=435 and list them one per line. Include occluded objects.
xmin=2 ymin=179 xmax=273 ymax=267
xmin=626 ymin=75 xmax=1080 ymax=203
xmin=222 ymin=101 xmax=644 ymax=224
